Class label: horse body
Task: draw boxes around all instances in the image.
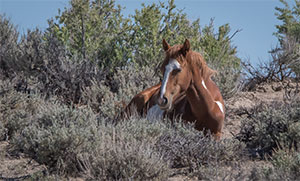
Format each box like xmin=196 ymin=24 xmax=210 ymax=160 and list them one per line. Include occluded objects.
xmin=123 ymin=39 xmax=225 ymax=139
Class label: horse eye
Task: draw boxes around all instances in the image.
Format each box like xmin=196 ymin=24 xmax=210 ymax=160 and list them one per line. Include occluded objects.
xmin=172 ymin=68 xmax=181 ymax=75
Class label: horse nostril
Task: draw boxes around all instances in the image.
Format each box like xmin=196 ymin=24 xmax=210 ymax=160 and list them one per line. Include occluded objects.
xmin=162 ymin=96 xmax=168 ymax=105
xmin=158 ymin=96 xmax=168 ymax=106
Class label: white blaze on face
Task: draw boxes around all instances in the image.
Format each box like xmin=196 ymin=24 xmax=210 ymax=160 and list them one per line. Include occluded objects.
xmin=160 ymin=59 xmax=181 ymax=98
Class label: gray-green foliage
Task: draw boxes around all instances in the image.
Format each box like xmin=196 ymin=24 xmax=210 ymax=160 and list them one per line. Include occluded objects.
xmin=0 ymin=15 xmax=20 ymax=77
xmin=274 ymin=0 xmax=300 ymax=76
xmin=0 ymin=81 xmax=246 ymax=179
xmin=0 ymin=79 xmax=46 ymax=138
xmin=52 ymin=0 xmax=132 ymax=70
xmin=51 ymin=0 xmax=241 ymax=71
xmin=0 ymin=84 xmax=169 ymax=178
xmin=265 ymin=149 xmax=300 ymax=180
xmin=251 ymin=149 xmax=300 ymax=180
xmin=0 ymin=18 xmax=107 ymax=105
xmin=129 ymin=0 xmax=203 ymax=67
xmin=238 ymin=100 xmax=300 ymax=156
xmin=80 ymin=118 xmax=171 ymax=180
xmin=275 ymin=0 xmax=300 ymax=41
xmin=12 ymin=104 xmax=99 ymax=173
xmin=81 ymin=64 xmax=159 ymax=119
xmin=156 ymin=122 xmax=245 ymax=172
xmin=49 ymin=0 xmax=241 ymax=100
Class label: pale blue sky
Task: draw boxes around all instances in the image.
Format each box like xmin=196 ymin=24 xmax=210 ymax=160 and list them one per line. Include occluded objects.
xmin=0 ymin=0 xmax=293 ymax=65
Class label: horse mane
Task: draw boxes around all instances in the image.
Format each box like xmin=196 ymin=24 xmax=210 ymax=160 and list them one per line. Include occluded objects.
xmin=187 ymin=51 xmax=217 ymax=79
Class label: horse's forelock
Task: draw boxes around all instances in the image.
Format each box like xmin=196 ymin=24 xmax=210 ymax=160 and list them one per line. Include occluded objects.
xmin=161 ymin=45 xmax=182 ymax=71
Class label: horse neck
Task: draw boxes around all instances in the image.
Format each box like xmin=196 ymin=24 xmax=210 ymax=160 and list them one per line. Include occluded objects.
xmin=186 ymin=65 xmax=216 ymax=116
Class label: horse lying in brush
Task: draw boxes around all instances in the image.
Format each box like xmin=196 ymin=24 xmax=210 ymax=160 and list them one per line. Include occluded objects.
xmin=123 ymin=39 xmax=225 ymax=139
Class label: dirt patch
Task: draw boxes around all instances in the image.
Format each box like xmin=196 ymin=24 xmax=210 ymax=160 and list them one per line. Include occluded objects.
xmin=223 ymin=81 xmax=299 ymax=139
xmin=0 ymin=141 xmax=47 ymax=180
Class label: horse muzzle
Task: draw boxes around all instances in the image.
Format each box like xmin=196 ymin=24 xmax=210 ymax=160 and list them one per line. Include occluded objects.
xmin=157 ymin=96 xmax=172 ymax=111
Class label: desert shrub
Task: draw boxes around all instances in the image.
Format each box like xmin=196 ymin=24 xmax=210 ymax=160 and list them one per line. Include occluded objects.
xmin=238 ymin=99 xmax=300 ymax=157
xmin=82 ymin=141 xmax=170 ymax=180
xmin=211 ymin=65 xmax=242 ymax=100
xmin=111 ymin=65 xmax=159 ymax=98
xmin=243 ymin=36 xmax=300 ymax=91
xmin=0 ymin=79 xmax=49 ymax=138
xmin=250 ymin=149 xmax=300 ymax=180
xmin=193 ymin=161 xmax=251 ymax=180
xmin=0 ymin=119 xmax=7 ymax=141
xmin=156 ymin=121 xmax=246 ymax=173
xmin=81 ymin=64 xmax=159 ymax=119
xmin=264 ymin=149 xmax=300 ymax=180
xmin=81 ymin=80 xmax=112 ymax=114
xmin=0 ymin=21 xmax=107 ymax=106
xmin=80 ymin=117 xmax=246 ymax=180
xmin=8 ymin=104 xmax=170 ymax=179
xmin=11 ymin=103 xmax=99 ymax=174
xmin=37 ymin=58 xmax=105 ymax=104
xmin=80 ymin=120 xmax=171 ymax=180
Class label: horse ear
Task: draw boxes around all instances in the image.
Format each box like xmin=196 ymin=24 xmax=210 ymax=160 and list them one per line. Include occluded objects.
xmin=162 ymin=39 xmax=170 ymax=51
xmin=181 ymin=39 xmax=190 ymax=56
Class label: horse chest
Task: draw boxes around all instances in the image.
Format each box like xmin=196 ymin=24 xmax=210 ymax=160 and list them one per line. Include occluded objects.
xmin=146 ymin=105 xmax=165 ymax=122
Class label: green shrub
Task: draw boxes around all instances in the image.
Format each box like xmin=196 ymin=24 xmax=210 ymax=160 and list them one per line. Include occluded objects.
xmin=238 ymin=99 xmax=300 ymax=156
xmin=0 ymin=15 xmax=20 ymax=78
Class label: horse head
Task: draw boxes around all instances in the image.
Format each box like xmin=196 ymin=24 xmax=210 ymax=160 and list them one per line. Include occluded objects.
xmin=157 ymin=39 xmax=194 ymax=111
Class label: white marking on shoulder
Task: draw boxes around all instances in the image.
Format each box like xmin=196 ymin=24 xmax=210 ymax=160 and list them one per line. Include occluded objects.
xmin=215 ymin=101 xmax=224 ymax=114
xmin=202 ymin=80 xmax=207 ymax=90
xmin=147 ymin=105 xmax=164 ymax=122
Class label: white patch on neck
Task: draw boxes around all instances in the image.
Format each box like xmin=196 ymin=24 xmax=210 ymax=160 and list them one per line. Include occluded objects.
xmin=202 ymin=80 xmax=207 ymax=90
xmin=215 ymin=101 xmax=224 ymax=114
xmin=147 ymin=105 xmax=164 ymax=122
xmin=160 ymin=59 xmax=181 ymax=98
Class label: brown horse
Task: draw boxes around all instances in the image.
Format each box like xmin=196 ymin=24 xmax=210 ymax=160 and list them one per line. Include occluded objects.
xmin=123 ymin=39 xmax=225 ymax=139
xmin=157 ymin=39 xmax=225 ymax=139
